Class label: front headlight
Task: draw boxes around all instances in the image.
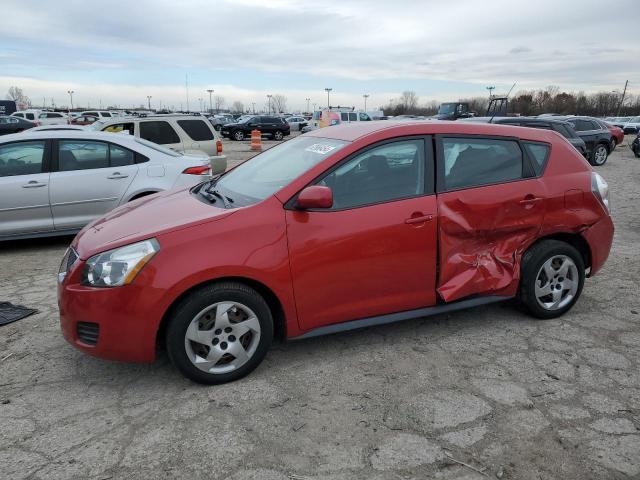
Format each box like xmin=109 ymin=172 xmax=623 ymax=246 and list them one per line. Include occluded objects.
xmin=81 ymin=239 xmax=159 ymax=287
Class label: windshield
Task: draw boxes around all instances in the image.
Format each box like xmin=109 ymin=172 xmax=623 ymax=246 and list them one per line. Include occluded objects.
xmin=438 ymin=104 xmax=456 ymax=115
xmin=215 ymin=136 xmax=349 ymax=206
xmin=238 ymin=116 xmax=255 ymax=124
xmin=135 ymin=137 xmax=182 ymax=157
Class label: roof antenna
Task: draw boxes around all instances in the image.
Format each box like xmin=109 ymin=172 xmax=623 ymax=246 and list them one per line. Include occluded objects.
xmin=489 ymin=82 xmax=517 ymax=124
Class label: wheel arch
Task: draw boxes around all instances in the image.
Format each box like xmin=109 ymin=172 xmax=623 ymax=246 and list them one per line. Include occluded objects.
xmin=126 ymin=190 xmax=162 ymax=202
xmin=525 ymin=232 xmax=592 ymax=272
xmin=156 ymin=276 xmax=287 ymax=350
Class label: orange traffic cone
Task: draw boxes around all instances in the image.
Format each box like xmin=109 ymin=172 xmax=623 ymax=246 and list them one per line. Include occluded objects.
xmin=250 ymin=129 xmax=262 ymax=151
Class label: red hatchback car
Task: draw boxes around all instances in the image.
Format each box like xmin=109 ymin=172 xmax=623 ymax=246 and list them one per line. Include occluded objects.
xmin=58 ymin=121 xmax=614 ymax=384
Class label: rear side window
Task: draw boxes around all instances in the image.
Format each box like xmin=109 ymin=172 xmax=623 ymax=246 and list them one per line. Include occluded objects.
xmin=110 ymin=144 xmax=135 ymax=167
xmin=341 ymin=112 xmax=348 ymax=121
xmin=47 ymin=113 xmax=62 ymax=118
xmin=348 ymin=112 xmax=357 ymax=121
xmin=0 ymin=141 xmax=45 ymax=177
xmin=58 ymin=141 xmax=109 ymax=171
xmin=177 ymin=119 xmax=214 ymax=141
xmin=102 ymin=122 xmax=134 ymax=135
xmin=442 ymin=138 xmax=523 ymax=190
xmin=139 ymin=121 xmax=181 ymax=145
xmin=25 ymin=113 xmax=35 ymax=120
xmin=522 ymin=142 xmax=550 ymax=176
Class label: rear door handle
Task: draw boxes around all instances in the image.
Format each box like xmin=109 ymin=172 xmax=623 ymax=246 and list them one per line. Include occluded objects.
xmin=519 ymin=195 xmax=542 ymax=205
xmin=22 ymin=181 xmax=47 ymax=188
xmin=107 ymin=173 xmax=129 ymax=179
xmin=405 ymin=213 xmax=433 ymax=224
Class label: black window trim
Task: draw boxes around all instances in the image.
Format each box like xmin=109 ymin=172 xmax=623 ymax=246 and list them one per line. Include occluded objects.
xmin=284 ymin=135 xmax=435 ymax=212
xmin=50 ymin=139 xmax=145 ymax=172
xmin=434 ymin=133 xmax=538 ymax=194
xmin=0 ymin=138 xmax=51 ymax=176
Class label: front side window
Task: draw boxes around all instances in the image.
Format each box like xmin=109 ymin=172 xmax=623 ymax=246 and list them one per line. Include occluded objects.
xmin=340 ymin=112 xmax=348 ymax=121
xmin=442 ymin=137 xmax=523 ymax=190
xmin=139 ymin=121 xmax=181 ymax=145
xmin=0 ymin=141 xmax=45 ymax=177
xmin=177 ymin=119 xmax=215 ymax=141
xmin=25 ymin=113 xmax=35 ymax=120
xmin=13 ymin=113 xmax=24 ymax=118
xmin=317 ymin=139 xmax=425 ymax=210
xmin=216 ymin=136 xmax=349 ymax=206
xmin=348 ymin=112 xmax=357 ymax=121
xmin=570 ymin=119 xmax=591 ymax=132
xmin=552 ymin=123 xmax=573 ymax=138
xmin=359 ymin=113 xmax=371 ymax=121
xmin=58 ymin=141 xmax=109 ymax=171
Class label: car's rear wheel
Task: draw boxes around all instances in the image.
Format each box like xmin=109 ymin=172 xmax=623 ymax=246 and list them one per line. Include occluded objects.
xmin=233 ymin=130 xmax=244 ymax=141
xmin=590 ymin=143 xmax=608 ymax=166
xmin=273 ymin=130 xmax=284 ymax=140
xmin=166 ymin=282 xmax=273 ymax=384
xmin=519 ymin=240 xmax=585 ymax=319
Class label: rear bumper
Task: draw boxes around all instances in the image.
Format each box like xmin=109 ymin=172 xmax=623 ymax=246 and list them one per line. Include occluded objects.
xmin=582 ymin=214 xmax=614 ymax=277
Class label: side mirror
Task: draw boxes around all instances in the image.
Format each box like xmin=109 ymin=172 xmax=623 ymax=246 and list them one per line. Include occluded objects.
xmin=296 ymin=185 xmax=333 ymax=210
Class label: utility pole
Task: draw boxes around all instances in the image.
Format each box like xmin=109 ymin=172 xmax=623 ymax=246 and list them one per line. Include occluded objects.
xmin=363 ymin=94 xmax=370 ymax=112
xmin=251 ymin=102 xmax=256 ymax=114
xmin=67 ymin=90 xmax=74 ymax=111
xmin=198 ymin=97 xmax=203 ymax=112
xmin=324 ymin=88 xmax=332 ymax=108
xmin=147 ymin=96 xmax=152 ymax=110
xmin=313 ymin=102 xmax=317 ymax=111
xmin=207 ymin=89 xmax=214 ymax=114
xmin=185 ymin=74 xmax=190 ymax=112
xmin=616 ymin=80 xmax=629 ymax=116
xmin=267 ymin=94 xmax=273 ymax=114
xmin=486 ymin=86 xmax=495 ymax=99
xmin=305 ymin=97 xmax=310 ymax=113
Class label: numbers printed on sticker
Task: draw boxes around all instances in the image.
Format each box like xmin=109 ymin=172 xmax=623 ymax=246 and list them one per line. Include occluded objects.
xmin=305 ymin=144 xmax=337 ymax=155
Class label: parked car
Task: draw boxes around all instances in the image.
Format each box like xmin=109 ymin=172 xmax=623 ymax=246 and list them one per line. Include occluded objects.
xmin=285 ymin=116 xmax=308 ymax=131
xmin=597 ymin=119 xmax=624 ymax=150
xmin=220 ymin=115 xmax=290 ymax=141
xmin=605 ymin=116 xmax=631 ymax=129
xmin=11 ymin=109 xmax=42 ymax=123
xmin=631 ymin=131 xmax=640 ymax=158
xmin=80 ymin=111 xmax=116 ymax=119
xmin=58 ymin=121 xmax=613 ymax=384
xmin=0 ymin=115 xmax=36 ymax=135
xmin=619 ymin=116 xmax=640 ymax=134
xmin=466 ymin=117 xmax=588 ymax=157
xmin=71 ymin=115 xmax=99 ymax=125
xmin=208 ymin=114 xmax=235 ymax=131
xmin=91 ymin=115 xmax=226 ymax=174
xmin=0 ymin=130 xmax=214 ymax=241
xmin=554 ymin=116 xmax=613 ymax=166
xmin=36 ymin=111 xmax=69 ymax=125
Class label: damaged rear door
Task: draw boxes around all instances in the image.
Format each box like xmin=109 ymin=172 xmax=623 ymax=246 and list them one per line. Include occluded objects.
xmin=435 ymin=135 xmax=547 ymax=302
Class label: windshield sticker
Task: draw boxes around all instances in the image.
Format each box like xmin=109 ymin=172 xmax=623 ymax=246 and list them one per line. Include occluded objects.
xmin=305 ymin=143 xmax=337 ymax=155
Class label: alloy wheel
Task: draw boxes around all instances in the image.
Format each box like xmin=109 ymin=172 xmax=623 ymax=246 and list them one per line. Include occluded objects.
xmin=184 ymin=301 xmax=261 ymax=374
xmin=593 ymin=145 xmax=607 ymax=165
xmin=534 ymin=255 xmax=579 ymax=311
xmin=234 ymin=131 xmax=244 ymax=141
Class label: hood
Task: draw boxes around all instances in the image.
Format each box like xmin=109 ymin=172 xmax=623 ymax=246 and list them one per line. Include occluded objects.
xmin=73 ymin=187 xmax=233 ymax=259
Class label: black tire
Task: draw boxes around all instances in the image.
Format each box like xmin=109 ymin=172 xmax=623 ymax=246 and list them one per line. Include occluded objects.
xmin=166 ymin=282 xmax=273 ymax=384
xmin=519 ymin=240 xmax=585 ymax=319
xmin=273 ymin=130 xmax=284 ymax=140
xmin=589 ymin=143 xmax=609 ymax=166
xmin=233 ymin=130 xmax=244 ymax=141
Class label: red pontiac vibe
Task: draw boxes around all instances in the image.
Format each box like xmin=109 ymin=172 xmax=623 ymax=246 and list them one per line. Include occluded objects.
xmin=58 ymin=121 xmax=614 ymax=384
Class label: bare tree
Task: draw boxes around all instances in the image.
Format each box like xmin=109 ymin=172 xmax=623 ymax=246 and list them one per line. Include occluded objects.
xmin=6 ymin=86 xmax=30 ymax=106
xmin=231 ymin=100 xmax=244 ymax=113
xmin=399 ymin=91 xmax=419 ymax=112
xmin=270 ymin=94 xmax=287 ymax=114
xmin=213 ymin=95 xmax=225 ymax=113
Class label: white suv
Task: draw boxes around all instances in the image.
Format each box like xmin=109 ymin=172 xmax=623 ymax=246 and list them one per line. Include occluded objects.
xmin=92 ymin=115 xmax=227 ymax=174
xmin=80 ymin=111 xmax=116 ymax=119
xmin=12 ymin=110 xmax=68 ymax=126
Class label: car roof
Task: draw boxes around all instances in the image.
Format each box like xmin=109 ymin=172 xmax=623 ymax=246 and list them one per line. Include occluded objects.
xmin=0 ymin=129 xmax=139 ymax=145
xmin=304 ymin=120 xmax=565 ymax=143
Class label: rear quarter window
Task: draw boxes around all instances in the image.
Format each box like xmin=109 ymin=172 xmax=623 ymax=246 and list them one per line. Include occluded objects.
xmin=139 ymin=121 xmax=181 ymax=145
xmin=177 ymin=119 xmax=215 ymax=141
xmin=522 ymin=142 xmax=550 ymax=176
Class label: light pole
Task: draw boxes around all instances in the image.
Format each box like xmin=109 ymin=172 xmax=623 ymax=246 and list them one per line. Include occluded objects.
xmin=251 ymin=102 xmax=256 ymax=114
xmin=147 ymin=95 xmax=152 ymax=110
xmin=267 ymin=94 xmax=273 ymax=114
xmin=198 ymin=97 xmax=203 ymax=112
xmin=486 ymin=86 xmax=495 ymax=99
xmin=313 ymin=102 xmax=317 ymax=112
xmin=207 ymin=89 xmax=214 ymax=114
xmin=305 ymin=97 xmax=310 ymax=113
xmin=363 ymin=94 xmax=369 ymax=112
xmin=67 ymin=90 xmax=74 ymax=111
xmin=324 ymin=88 xmax=332 ymax=108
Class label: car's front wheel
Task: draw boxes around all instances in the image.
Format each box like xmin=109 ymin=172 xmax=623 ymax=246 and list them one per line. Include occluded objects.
xmin=166 ymin=282 xmax=273 ymax=384
xmin=590 ymin=143 xmax=609 ymax=166
xmin=273 ymin=130 xmax=284 ymax=140
xmin=519 ymin=240 xmax=585 ymax=319
xmin=233 ymin=130 xmax=245 ymax=141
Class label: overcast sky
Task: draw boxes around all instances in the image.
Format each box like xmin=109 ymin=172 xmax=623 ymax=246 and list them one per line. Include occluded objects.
xmin=1 ymin=0 xmax=638 ymax=111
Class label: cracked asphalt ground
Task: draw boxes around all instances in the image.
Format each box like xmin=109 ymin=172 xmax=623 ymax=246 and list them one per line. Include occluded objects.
xmin=1 ymin=135 xmax=639 ymax=480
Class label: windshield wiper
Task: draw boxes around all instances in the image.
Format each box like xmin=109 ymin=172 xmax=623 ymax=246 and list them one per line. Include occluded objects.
xmin=209 ymin=189 xmax=231 ymax=208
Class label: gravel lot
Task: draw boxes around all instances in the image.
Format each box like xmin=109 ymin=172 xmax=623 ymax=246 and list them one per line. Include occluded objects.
xmin=1 ymin=134 xmax=639 ymax=480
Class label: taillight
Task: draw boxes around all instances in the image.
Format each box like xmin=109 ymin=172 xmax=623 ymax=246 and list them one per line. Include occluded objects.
xmin=183 ymin=165 xmax=211 ymax=175
xmin=216 ymin=140 xmax=223 ymax=156
xmin=591 ymin=171 xmax=610 ymax=214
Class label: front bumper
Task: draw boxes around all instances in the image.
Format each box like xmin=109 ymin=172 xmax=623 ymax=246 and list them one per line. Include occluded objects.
xmin=58 ymin=260 xmax=166 ymax=363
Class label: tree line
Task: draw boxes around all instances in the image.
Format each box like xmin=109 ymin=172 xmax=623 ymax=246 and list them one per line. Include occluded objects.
xmin=382 ymin=87 xmax=640 ymax=117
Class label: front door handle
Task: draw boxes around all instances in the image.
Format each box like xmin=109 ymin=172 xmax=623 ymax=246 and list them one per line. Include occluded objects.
xmin=107 ymin=173 xmax=129 ymax=179
xmin=405 ymin=213 xmax=433 ymax=224
xmin=22 ymin=181 xmax=47 ymax=188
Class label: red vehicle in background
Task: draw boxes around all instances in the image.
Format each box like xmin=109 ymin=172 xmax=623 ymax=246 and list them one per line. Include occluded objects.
xmin=70 ymin=114 xmax=99 ymax=125
xmin=58 ymin=121 xmax=614 ymax=384
xmin=600 ymin=119 xmax=624 ymax=150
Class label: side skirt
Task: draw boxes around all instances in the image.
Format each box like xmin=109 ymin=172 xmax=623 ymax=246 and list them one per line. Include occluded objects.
xmin=290 ymin=295 xmax=512 ymax=341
